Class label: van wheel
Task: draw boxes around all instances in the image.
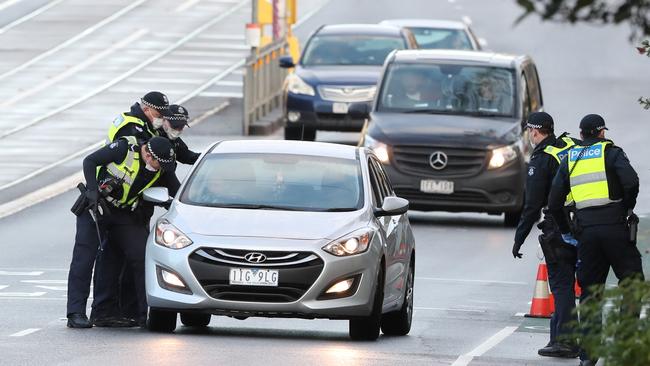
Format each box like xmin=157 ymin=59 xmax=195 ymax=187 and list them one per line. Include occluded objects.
xmin=180 ymin=313 xmax=211 ymax=327
xmin=147 ymin=308 xmax=177 ymax=333
xmin=504 ymin=211 xmax=521 ymax=227
xmin=349 ymin=265 xmax=384 ymax=341
xmin=284 ymin=125 xmax=302 ymax=140
xmin=381 ymin=258 xmax=414 ymax=336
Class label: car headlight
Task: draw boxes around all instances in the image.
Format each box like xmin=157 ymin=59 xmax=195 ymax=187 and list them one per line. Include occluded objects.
xmin=155 ymin=219 xmax=193 ymax=249
xmin=322 ymin=230 xmax=373 ymax=257
xmin=363 ymin=135 xmax=390 ymax=163
xmin=488 ymin=144 xmax=518 ymax=169
xmin=286 ymin=74 xmax=315 ymax=96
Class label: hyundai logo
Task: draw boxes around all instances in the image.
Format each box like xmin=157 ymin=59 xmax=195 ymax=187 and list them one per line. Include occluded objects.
xmin=429 ymin=151 xmax=448 ymax=170
xmin=244 ymin=252 xmax=267 ymax=263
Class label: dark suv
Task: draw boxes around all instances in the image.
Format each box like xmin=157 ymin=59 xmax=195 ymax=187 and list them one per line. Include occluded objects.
xmin=279 ymin=24 xmax=417 ymax=141
xmin=355 ymin=50 xmax=544 ymax=226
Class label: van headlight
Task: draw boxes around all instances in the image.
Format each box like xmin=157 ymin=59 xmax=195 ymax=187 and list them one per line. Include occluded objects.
xmin=155 ymin=219 xmax=193 ymax=249
xmin=323 ymin=230 xmax=373 ymax=257
xmin=364 ymin=135 xmax=389 ymax=163
xmin=488 ymin=144 xmax=518 ymax=169
xmin=286 ymin=74 xmax=315 ymax=96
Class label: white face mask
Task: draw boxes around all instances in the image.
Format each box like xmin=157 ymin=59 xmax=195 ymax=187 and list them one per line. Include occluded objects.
xmin=152 ymin=117 xmax=164 ymax=129
xmin=163 ymin=121 xmax=183 ymax=140
xmin=145 ymin=163 xmax=158 ymax=172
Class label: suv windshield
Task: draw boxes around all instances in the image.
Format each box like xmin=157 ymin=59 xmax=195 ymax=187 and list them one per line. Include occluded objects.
xmin=408 ymin=27 xmax=472 ymax=50
xmin=377 ymin=62 xmax=516 ymax=117
xmin=301 ymin=35 xmax=406 ymax=66
xmin=181 ymin=153 xmax=364 ymax=212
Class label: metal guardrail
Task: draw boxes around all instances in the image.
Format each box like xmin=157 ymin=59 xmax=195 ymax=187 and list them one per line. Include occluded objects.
xmin=243 ymin=39 xmax=290 ymax=135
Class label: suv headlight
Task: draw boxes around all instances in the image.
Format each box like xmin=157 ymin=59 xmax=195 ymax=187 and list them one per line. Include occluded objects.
xmin=155 ymin=219 xmax=193 ymax=249
xmin=364 ymin=135 xmax=389 ymax=163
xmin=286 ymin=74 xmax=315 ymax=96
xmin=488 ymin=144 xmax=518 ymax=169
xmin=322 ymin=229 xmax=373 ymax=257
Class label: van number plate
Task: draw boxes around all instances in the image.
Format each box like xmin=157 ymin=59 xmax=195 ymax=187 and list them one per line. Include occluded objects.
xmin=420 ymin=180 xmax=454 ymax=194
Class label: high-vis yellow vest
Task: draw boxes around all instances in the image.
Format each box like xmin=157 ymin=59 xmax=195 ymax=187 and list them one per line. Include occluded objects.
xmin=100 ymin=136 xmax=161 ymax=209
xmin=106 ymin=113 xmax=156 ymax=144
xmin=544 ymin=136 xmax=576 ymax=205
xmin=567 ymin=141 xmax=620 ymax=210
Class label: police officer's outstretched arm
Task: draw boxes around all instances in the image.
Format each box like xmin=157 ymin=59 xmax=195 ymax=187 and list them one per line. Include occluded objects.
xmin=548 ymin=159 xmax=572 ymax=234
xmin=174 ymin=138 xmax=200 ymax=165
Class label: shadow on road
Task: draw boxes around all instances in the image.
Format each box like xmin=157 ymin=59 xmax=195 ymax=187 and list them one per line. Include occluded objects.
xmin=407 ymin=211 xmax=508 ymax=229
xmin=170 ymin=325 xmax=352 ymax=341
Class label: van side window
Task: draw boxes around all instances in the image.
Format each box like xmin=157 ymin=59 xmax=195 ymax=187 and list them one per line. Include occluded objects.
xmin=520 ymin=73 xmax=531 ymax=120
xmin=524 ymin=64 xmax=542 ymax=111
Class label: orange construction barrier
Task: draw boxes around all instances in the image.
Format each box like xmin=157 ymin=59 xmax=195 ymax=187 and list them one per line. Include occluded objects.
xmin=525 ymin=262 xmax=554 ymax=318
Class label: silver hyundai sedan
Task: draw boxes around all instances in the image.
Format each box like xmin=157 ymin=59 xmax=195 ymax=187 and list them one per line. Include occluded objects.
xmin=142 ymin=140 xmax=415 ymax=340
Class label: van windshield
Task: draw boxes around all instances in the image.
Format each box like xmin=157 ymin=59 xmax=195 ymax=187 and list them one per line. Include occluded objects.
xmin=377 ymin=62 xmax=516 ymax=117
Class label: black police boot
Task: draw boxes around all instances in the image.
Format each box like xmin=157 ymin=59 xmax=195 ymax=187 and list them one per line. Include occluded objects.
xmin=67 ymin=313 xmax=92 ymax=328
xmin=538 ymin=343 xmax=579 ymax=358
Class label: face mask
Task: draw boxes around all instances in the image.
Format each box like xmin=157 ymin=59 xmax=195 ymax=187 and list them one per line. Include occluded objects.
xmin=163 ymin=123 xmax=182 ymax=140
xmin=145 ymin=163 xmax=158 ymax=172
xmin=152 ymin=117 xmax=164 ymax=129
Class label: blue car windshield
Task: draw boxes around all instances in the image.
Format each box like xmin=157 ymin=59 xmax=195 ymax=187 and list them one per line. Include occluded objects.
xmin=377 ymin=63 xmax=516 ymax=117
xmin=408 ymin=27 xmax=473 ymax=50
xmin=181 ymin=153 xmax=364 ymax=212
xmin=301 ymin=35 xmax=406 ymax=66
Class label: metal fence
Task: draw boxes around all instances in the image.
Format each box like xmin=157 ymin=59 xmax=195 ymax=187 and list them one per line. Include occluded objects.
xmin=243 ymin=39 xmax=290 ymax=135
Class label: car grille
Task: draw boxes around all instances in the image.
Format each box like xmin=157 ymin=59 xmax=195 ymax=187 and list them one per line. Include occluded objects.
xmin=392 ymin=145 xmax=487 ymax=177
xmin=318 ymin=85 xmax=376 ymax=102
xmin=394 ymin=188 xmax=489 ymax=204
xmin=188 ymin=248 xmax=324 ymax=303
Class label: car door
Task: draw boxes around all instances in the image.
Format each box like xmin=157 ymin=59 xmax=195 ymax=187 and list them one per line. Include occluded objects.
xmin=369 ymin=157 xmax=404 ymax=306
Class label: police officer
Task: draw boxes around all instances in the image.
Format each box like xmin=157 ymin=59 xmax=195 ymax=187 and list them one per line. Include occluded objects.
xmin=548 ymin=114 xmax=644 ymax=366
xmin=66 ymin=136 xmax=179 ymax=328
xmin=512 ymin=112 xmax=580 ymax=358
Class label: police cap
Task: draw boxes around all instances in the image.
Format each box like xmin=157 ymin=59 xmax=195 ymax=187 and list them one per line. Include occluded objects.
xmin=525 ymin=111 xmax=554 ymax=131
xmin=579 ymin=114 xmax=608 ymax=134
xmin=141 ymin=91 xmax=172 ymax=117
xmin=146 ymin=136 xmax=176 ymax=172
xmin=167 ymin=104 xmax=190 ymax=129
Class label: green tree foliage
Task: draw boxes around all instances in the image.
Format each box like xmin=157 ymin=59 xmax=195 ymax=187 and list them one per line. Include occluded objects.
xmin=568 ymin=278 xmax=650 ymax=366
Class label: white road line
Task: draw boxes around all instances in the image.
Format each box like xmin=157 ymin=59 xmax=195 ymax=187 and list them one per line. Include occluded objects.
xmin=128 ymin=77 xmax=204 ymax=84
xmin=215 ymin=80 xmax=243 ymax=86
xmin=0 ymin=29 xmax=149 ymax=108
xmin=172 ymin=50 xmax=244 ymax=57
xmin=109 ymin=87 xmax=189 ymax=95
xmin=0 ymin=292 xmax=46 ymax=297
xmin=35 ymin=285 xmax=66 ymax=291
xmin=185 ymin=42 xmax=250 ymax=50
xmin=197 ymin=34 xmax=245 ymax=41
xmin=157 ymin=58 xmax=233 ymax=66
xmin=294 ymin=0 xmax=332 ymax=28
xmin=0 ymin=271 xmax=44 ymax=276
xmin=9 ymin=328 xmax=40 ymax=337
xmin=414 ymin=307 xmax=486 ymax=313
xmin=174 ymin=0 xmax=201 ymax=12
xmin=514 ymin=312 xmax=526 ymax=317
xmin=451 ymin=326 xmax=518 ymax=366
xmin=416 ymin=277 xmax=527 ymax=285
xmin=0 ymin=0 xmax=64 ymax=35
xmin=177 ymin=59 xmax=244 ymax=104
xmin=0 ymin=285 xmax=7 ymax=291
xmin=145 ymin=66 xmax=222 ymax=74
xmin=0 ymin=0 xmax=249 ymax=141
xmin=21 ymin=280 xmax=67 ymax=284
xmin=0 ymin=0 xmax=22 ymax=11
xmin=0 ymin=0 xmax=149 ymax=81
xmin=199 ymin=91 xmax=243 ymax=98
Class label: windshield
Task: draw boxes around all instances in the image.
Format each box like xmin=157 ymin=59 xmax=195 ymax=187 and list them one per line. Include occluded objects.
xmin=377 ymin=63 xmax=516 ymax=117
xmin=408 ymin=27 xmax=473 ymax=50
xmin=301 ymin=35 xmax=406 ymax=66
xmin=181 ymin=153 xmax=364 ymax=212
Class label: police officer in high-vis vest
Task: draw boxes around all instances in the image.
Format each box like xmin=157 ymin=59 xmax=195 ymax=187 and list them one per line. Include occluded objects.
xmin=512 ymin=112 xmax=581 ymax=358
xmin=548 ymin=114 xmax=644 ymax=366
xmin=66 ymin=136 xmax=180 ymax=328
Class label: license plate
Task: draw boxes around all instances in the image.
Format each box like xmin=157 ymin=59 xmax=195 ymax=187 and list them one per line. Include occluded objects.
xmin=229 ymin=268 xmax=279 ymax=287
xmin=420 ymin=180 xmax=454 ymax=194
xmin=332 ymin=102 xmax=349 ymax=114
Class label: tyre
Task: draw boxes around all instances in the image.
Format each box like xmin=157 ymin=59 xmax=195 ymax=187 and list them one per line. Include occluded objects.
xmin=180 ymin=313 xmax=211 ymax=327
xmin=147 ymin=308 xmax=177 ymax=333
xmin=284 ymin=125 xmax=302 ymax=140
xmin=381 ymin=258 xmax=414 ymax=336
xmin=302 ymin=127 xmax=316 ymax=141
xmin=349 ymin=265 xmax=384 ymax=341
xmin=504 ymin=210 xmax=521 ymax=227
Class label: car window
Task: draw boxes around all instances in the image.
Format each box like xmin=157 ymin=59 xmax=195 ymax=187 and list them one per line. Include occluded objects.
xmin=301 ymin=35 xmax=406 ymax=66
xmin=377 ymin=62 xmax=516 ymax=118
xmin=407 ymin=27 xmax=473 ymax=50
xmin=367 ymin=159 xmax=386 ymax=206
xmin=181 ymin=153 xmax=364 ymax=212
xmin=525 ymin=63 xmax=543 ymax=111
xmin=520 ymin=73 xmax=531 ymax=120
xmin=371 ymin=158 xmax=394 ymax=197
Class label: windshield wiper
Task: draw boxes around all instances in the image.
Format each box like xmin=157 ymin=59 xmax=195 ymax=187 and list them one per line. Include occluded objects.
xmin=317 ymin=207 xmax=357 ymax=212
xmin=402 ymin=109 xmax=455 ymax=115
xmin=211 ymin=203 xmax=302 ymax=211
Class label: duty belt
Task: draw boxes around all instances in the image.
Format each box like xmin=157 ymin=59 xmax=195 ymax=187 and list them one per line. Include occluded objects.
xmin=105 ymin=196 xmax=139 ymax=211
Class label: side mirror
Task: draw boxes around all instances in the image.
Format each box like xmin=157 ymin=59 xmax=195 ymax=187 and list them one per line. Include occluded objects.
xmin=348 ymin=102 xmax=370 ymax=119
xmin=143 ymin=187 xmax=172 ymax=204
xmin=279 ymin=56 xmax=295 ymax=69
xmin=375 ymin=196 xmax=409 ymax=217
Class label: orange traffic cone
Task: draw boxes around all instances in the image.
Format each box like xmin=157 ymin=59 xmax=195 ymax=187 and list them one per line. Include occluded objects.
xmin=574 ymin=278 xmax=582 ymax=299
xmin=525 ymin=262 xmax=554 ymax=318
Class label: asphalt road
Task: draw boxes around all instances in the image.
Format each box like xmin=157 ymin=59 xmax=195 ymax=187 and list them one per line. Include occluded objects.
xmin=0 ymin=0 xmax=648 ymax=365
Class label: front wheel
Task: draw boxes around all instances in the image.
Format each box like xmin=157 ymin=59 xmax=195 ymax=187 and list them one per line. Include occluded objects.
xmin=381 ymin=258 xmax=414 ymax=336
xmin=349 ymin=265 xmax=384 ymax=341
xmin=147 ymin=308 xmax=177 ymax=333
xmin=180 ymin=313 xmax=211 ymax=327
xmin=504 ymin=210 xmax=521 ymax=227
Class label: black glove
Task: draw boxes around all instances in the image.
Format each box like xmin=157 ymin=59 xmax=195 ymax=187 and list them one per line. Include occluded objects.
xmin=512 ymin=242 xmax=523 ymax=259
xmin=84 ymin=189 xmax=100 ymax=209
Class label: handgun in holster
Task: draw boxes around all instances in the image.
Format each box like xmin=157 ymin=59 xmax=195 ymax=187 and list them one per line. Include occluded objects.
xmin=627 ymin=210 xmax=639 ymax=245
xmin=70 ymin=182 xmax=111 ymax=217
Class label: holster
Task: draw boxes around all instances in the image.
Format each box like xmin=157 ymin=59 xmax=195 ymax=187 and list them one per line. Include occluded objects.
xmin=537 ymin=219 xmax=577 ymax=265
xmin=628 ymin=212 xmax=639 ymax=245
xmin=70 ymin=183 xmax=88 ymax=216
